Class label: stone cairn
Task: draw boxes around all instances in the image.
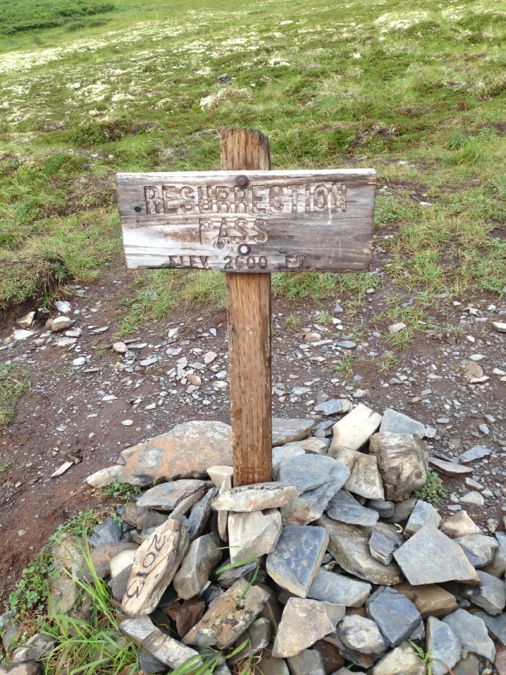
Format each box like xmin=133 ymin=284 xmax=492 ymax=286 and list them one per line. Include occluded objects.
xmin=6 ymin=405 xmax=506 ymax=674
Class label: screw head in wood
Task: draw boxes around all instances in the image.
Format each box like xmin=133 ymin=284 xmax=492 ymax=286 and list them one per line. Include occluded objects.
xmin=236 ymin=175 xmax=249 ymax=188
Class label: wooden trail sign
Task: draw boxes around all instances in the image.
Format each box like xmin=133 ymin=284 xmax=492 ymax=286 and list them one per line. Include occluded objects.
xmin=117 ymin=128 xmax=376 ymax=485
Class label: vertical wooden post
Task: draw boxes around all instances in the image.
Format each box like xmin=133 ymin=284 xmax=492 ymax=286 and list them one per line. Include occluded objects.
xmin=220 ymin=128 xmax=272 ymax=486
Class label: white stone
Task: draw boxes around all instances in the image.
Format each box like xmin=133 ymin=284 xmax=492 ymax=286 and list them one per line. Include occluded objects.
xmin=330 ymin=404 xmax=382 ymax=452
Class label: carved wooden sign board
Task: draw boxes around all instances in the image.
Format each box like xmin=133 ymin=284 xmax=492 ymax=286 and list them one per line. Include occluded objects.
xmin=117 ymin=129 xmax=376 ymax=487
xmin=117 ymin=169 xmax=376 ymax=272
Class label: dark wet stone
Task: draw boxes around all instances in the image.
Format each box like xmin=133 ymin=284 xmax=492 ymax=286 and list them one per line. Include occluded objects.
xmin=326 ymin=491 xmax=379 ymax=527
xmin=366 ymin=587 xmax=421 ymax=647
xmin=266 ymin=525 xmax=329 ymax=597
xmin=88 ymin=517 xmax=123 ymax=548
xmin=426 ymin=616 xmax=461 ymax=675
xmin=308 ymin=568 xmax=371 ymax=607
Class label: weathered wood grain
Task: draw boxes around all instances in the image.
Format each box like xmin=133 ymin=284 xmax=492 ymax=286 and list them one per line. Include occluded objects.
xmin=222 ymin=128 xmax=272 ymax=486
xmin=117 ymin=168 xmax=376 ymax=272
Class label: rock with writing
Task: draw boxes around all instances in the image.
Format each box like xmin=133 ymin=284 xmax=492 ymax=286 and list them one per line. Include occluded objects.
xmin=122 ymin=518 xmax=189 ymax=616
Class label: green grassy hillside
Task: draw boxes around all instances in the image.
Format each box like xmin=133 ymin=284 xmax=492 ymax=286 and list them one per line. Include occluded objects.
xmin=0 ymin=0 xmax=505 ymax=326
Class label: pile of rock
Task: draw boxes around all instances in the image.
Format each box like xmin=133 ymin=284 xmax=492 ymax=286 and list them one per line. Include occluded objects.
xmin=4 ymin=407 xmax=506 ymax=674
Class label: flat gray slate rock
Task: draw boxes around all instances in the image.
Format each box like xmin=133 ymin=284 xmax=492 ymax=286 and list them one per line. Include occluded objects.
xmin=266 ymin=525 xmax=329 ymax=597
xmin=426 ymin=616 xmax=461 ymax=675
xmin=319 ymin=516 xmax=403 ymax=586
xmin=370 ymin=642 xmax=426 ymax=675
xmin=137 ymin=480 xmax=208 ymax=511
xmin=393 ymin=526 xmax=480 ymax=585
xmin=368 ymin=523 xmax=403 ymax=566
xmin=187 ymin=487 xmax=217 ymax=540
xmin=287 ymin=649 xmax=326 ymax=675
xmin=456 ymin=533 xmax=499 ymax=568
xmin=277 ymin=454 xmax=350 ymax=493
xmin=443 ymin=609 xmax=495 ymax=662
xmin=465 ymin=570 xmax=506 ymax=616
xmin=379 ymin=408 xmax=428 ymax=438
xmin=459 ymin=445 xmax=491 ymax=463
xmin=404 ymin=500 xmax=441 ymax=537
xmin=308 ymin=568 xmax=371 ymax=607
xmin=367 ymin=587 xmax=421 ymax=647
xmin=314 ymin=399 xmax=351 ymax=416
xmin=326 ymin=491 xmax=379 ymax=527
xmin=429 ymin=456 xmax=472 ymax=476
xmin=272 ymin=418 xmax=315 ymax=446
xmin=120 ymin=616 xmax=199 ymax=669
xmin=278 ymin=454 xmax=350 ymax=524
xmin=272 ymin=598 xmax=336 ymax=658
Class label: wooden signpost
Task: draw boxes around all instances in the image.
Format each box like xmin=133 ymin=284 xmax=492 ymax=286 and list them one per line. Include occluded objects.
xmin=117 ymin=128 xmax=376 ymax=486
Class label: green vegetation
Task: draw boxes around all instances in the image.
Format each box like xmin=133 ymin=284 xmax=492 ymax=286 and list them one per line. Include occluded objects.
xmin=0 ymin=0 xmax=115 ymax=36
xmin=42 ymin=547 xmax=139 ymax=675
xmin=0 ymin=0 xmax=504 ymax=335
xmin=7 ymin=546 xmax=54 ymax=618
xmin=334 ymin=353 xmax=357 ymax=380
xmin=415 ymin=470 xmax=448 ymax=507
xmin=101 ymin=480 xmax=141 ymax=501
xmin=8 ymin=509 xmax=100 ymax=619
xmin=0 ymin=365 xmax=29 ymax=428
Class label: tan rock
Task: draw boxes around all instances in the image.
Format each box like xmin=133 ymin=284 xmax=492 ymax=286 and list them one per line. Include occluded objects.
xmin=395 ymin=583 xmax=458 ymax=617
xmin=442 ymin=510 xmax=481 ymax=538
xmin=329 ymin=446 xmax=384 ymax=500
xmin=272 ymin=598 xmax=336 ymax=658
xmin=121 ymin=421 xmax=232 ymax=484
xmin=182 ymin=578 xmax=268 ymax=649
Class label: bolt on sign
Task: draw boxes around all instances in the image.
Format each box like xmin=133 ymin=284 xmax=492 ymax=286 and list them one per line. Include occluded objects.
xmin=117 ymin=128 xmax=376 ymax=486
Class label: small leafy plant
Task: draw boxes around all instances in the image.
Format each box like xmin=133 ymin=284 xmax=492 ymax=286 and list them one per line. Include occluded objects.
xmin=102 ymin=481 xmax=142 ymax=501
xmin=415 ymin=470 xmax=447 ymax=507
